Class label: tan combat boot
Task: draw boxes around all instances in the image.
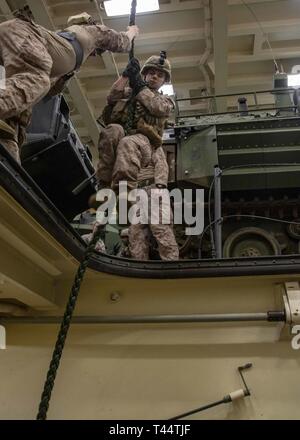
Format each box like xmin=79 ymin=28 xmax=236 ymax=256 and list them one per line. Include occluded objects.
xmin=0 ymin=120 xmax=15 ymax=139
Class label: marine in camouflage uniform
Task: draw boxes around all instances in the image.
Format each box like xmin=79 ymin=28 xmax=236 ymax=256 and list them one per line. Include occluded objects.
xmin=0 ymin=11 xmax=139 ymax=163
xmin=128 ymin=149 xmax=179 ymax=261
xmin=96 ymin=53 xmax=178 ymax=260
xmin=96 ymin=54 xmax=174 ymax=192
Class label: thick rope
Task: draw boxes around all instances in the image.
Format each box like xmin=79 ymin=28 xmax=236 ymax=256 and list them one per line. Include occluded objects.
xmin=36 ymin=2 xmax=138 ymax=421
xmin=124 ymin=0 xmax=138 ymax=134
xmin=129 ymin=0 xmax=137 ymax=60
xmin=36 ymin=225 xmax=103 ymax=420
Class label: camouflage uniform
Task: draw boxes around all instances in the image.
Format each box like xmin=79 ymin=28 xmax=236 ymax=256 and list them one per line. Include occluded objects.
xmin=128 ymin=150 xmax=179 ymax=261
xmin=0 ymin=16 xmax=132 ymax=162
xmin=96 ymin=54 xmax=178 ymax=260
xmin=97 ymin=80 xmax=174 ymax=191
xmin=81 ymin=222 xmax=106 ymax=253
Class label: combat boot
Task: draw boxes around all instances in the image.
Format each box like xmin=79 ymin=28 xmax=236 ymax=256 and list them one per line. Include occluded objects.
xmin=0 ymin=120 xmax=15 ymax=139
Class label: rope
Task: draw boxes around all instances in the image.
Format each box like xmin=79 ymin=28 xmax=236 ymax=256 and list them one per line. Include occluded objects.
xmin=124 ymin=0 xmax=138 ymax=133
xmin=129 ymin=0 xmax=137 ymax=60
xmin=36 ymin=225 xmax=103 ymax=420
xmin=36 ymin=1 xmax=138 ymax=420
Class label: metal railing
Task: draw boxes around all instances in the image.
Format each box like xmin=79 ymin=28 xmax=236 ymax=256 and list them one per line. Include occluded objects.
xmin=175 ymin=87 xmax=298 ymax=121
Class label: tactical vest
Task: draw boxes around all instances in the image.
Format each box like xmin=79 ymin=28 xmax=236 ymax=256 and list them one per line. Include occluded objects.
xmin=102 ymin=92 xmax=166 ymax=149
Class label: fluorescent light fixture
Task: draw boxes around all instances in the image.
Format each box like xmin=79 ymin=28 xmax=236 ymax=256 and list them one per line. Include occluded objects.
xmin=288 ymin=74 xmax=300 ymax=87
xmin=104 ymin=0 xmax=159 ymax=17
xmin=159 ymin=84 xmax=174 ymax=96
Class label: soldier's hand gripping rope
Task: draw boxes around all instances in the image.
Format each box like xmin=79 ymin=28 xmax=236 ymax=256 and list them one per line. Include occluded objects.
xmin=122 ymin=57 xmax=147 ymax=96
xmin=122 ymin=57 xmax=141 ymax=79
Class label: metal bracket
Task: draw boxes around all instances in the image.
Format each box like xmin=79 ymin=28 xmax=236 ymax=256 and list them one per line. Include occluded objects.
xmin=237 ymin=363 xmax=252 ymax=397
xmin=0 ymin=325 xmax=6 ymax=349
xmin=283 ymin=282 xmax=300 ymax=325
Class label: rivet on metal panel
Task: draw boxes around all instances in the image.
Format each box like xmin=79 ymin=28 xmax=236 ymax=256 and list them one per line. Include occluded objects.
xmin=110 ymin=291 xmax=122 ymax=302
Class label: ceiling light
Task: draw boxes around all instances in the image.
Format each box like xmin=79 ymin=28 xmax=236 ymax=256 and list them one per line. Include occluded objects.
xmin=288 ymin=74 xmax=300 ymax=87
xmin=104 ymin=0 xmax=159 ymax=17
xmin=159 ymin=84 xmax=174 ymax=96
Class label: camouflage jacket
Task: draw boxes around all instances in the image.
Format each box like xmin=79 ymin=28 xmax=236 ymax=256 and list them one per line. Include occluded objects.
xmin=102 ymin=83 xmax=174 ymax=149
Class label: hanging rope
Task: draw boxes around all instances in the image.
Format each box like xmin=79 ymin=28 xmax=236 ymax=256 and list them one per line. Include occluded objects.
xmin=36 ymin=225 xmax=103 ymax=420
xmin=129 ymin=0 xmax=137 ymax=60
xmin=124 ymin=0 xmax=138 ymax=134
xmin=36 ymin=1 xmax=139 ymax=420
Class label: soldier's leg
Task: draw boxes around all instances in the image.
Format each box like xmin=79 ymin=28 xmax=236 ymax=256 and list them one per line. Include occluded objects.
xmin=0 ymin=138 xmax=19 ymax=163
xmin=152 ymin=146 xmax=169 ymax=187
xmin=0 ymin=119 xmax=18 ymax=161
xmin=0 ymin=110 xmax=31 ymax=163
xmin=148 ymin=187 xmax=179 ymax=260
xmin=96 ymin=124 xmax=125 ymax=186
xmin=150 ymin=223 xmax=179 ymax=260
xmin=0 ymin=21 xmax=53 ymax=120
xmin=112 ymin=134 xmax=152 ymax=192
xmin=129 ymin=224 xmax=150 ymax=260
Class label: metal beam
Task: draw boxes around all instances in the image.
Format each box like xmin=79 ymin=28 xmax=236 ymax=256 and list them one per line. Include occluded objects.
xmin=0 ymin=311 xmax=286 ymax=324
xmin=53 ymin=1 xmax=203 ymax=26
xmin=212 ymin=0 xmax=228 ymax=112
xmin=51 ymin=0 xmax=279 ymax=26
xmin=253 ymin=33 xmax=264 ymax=56
xmin=26 ymin=0 xmax=100 ymax=150
xmin=79 ymin=54 xmax=200 ymax=79
xmin=229 ymin=0 xmax=280 ymax=4
xmin=137 ymin=28 xmax=205 ymax=46
xmin=229 ymin=18 xmax=300 ymax=36
xmin=229 ymin=47 xmax=300 ymax=63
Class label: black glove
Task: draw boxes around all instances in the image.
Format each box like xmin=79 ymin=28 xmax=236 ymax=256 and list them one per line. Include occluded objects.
xmin=122 ymin=57 xmax=140 ymax=79
xmin=129 ymin=72 xmax=147 ymax=95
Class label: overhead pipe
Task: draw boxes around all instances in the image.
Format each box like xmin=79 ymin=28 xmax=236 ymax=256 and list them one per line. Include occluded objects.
xmin=0 ymin=311 xmax=285 ymax=324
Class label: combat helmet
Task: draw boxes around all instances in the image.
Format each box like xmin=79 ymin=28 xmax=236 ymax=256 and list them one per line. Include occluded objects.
xmin=141 ymin=51 xmax=171 ymax=83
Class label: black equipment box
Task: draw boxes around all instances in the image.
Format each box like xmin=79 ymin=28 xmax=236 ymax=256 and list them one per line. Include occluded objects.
xmin=21 ymin=95 xmax=95 ymax=221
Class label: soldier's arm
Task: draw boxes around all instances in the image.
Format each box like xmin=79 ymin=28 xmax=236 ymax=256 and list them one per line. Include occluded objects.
xmin=107 ymin=76 xmax=131 ymax=104
xmin=92 ymin=24 xmax=139 ymax=53
xmin=136 ymin=88 xmax=175 ymax=117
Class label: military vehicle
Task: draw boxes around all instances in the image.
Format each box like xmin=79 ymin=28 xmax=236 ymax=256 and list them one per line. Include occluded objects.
xmin=170 ymin=78 xmax=300 ymax=261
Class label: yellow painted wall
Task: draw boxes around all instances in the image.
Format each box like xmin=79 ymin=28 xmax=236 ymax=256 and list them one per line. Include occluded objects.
xmin=1 ymin=275 xmax=300 ymax=420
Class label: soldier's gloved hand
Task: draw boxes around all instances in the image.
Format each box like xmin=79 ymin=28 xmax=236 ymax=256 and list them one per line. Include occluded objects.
xmin=122 ymin=57 xmax=140 ymax=78
xmin=129 ymin=72 xmax=147 ymax=95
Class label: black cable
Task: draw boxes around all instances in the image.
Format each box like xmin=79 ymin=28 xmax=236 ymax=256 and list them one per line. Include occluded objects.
xmin=168 ymin=398 xmax=228 ymax=421
xmin=198 ymin=214 xmax=300 ymax=256
xmin=208 ymin=172 xmax=217 ymax=257
xmin=222 ymin=214 xmax=300 ymax=226
xmin=240 ymin=0 xmax=279 ymax=71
